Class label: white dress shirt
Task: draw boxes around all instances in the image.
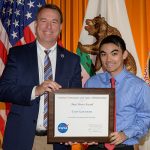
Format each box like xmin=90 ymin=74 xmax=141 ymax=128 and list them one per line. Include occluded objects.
xmin=32 ymin=40 xmax=57 ymax=131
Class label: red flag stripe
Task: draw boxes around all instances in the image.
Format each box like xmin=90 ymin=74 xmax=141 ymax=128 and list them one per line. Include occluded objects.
xmin=23 ymin=26 xmax=36 ymax=44
xmin=15 ymin=40 xmax=23 ymax=46
xmin=0 ymin=115 xmax=5 ymax=136
xmin=5 ymin=103 xmax=11 ymax=116
xmin=0 ymin=40 xmax=8 ymax=64
xmin=0 ymin=21 xmax=12 ymax=51
xmin=28 ymin=21 xmax=36 ymax=35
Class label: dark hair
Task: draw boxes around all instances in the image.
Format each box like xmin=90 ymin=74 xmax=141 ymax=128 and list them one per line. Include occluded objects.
xmin=36 ymin=4 xmax=63 ymax=23
xmin=99 ymin=35 xmax=126 ymax=52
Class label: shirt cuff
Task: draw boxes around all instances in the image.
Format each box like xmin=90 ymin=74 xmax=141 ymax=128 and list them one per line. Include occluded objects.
xmin=31 ymin=86 xmax=37 ymax=100
xmin=123 ymin=128 xmax=134 ymax=139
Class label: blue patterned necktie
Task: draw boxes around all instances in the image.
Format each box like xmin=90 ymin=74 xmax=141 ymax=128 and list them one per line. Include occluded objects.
xmin=44 ymin=50 xmax=52 ymax=128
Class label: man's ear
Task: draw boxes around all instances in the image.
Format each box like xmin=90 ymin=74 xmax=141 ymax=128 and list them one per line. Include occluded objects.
xmin=123 ymin=50 xmax=128 ymax=60
xmin=60 ymin=24 xmax=62 ymax=31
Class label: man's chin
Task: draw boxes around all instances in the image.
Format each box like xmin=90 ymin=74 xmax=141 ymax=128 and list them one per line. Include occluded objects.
xmin=106 ymin=68 xmax=114 ymax=72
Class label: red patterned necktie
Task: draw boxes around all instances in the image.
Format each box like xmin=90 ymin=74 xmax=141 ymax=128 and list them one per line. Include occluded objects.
xmin=43 ymin=50 xmax=52 ymax=128
xmin=105 ymin=78 xmax=116 ymax=150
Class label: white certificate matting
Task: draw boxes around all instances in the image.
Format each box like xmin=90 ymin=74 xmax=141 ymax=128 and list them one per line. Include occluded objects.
xmin=54 ymin=94 xmax=109 ymax=137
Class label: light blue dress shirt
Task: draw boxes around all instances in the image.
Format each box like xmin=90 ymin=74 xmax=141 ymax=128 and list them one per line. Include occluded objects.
xmin=84 ymin=67 xmax=150 ymax=145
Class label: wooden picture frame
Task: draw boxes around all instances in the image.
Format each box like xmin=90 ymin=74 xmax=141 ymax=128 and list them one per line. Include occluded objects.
xmin=47 ymin=88 xmax=115 ymax=143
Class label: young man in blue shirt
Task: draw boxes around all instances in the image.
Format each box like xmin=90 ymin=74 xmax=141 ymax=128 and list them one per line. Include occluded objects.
xmin=85 ymin=35 xmax=150 ymax=150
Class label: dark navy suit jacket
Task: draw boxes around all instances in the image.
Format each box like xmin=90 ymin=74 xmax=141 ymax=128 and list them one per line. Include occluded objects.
xmin=0 ymin=41 xmax=82 ymax=150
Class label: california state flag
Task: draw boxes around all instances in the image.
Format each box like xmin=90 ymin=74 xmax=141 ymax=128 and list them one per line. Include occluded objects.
xmin=77 ymin=0 xmax=143 ymax=85
xmin=75 ymin=0 xmax=150 ymax=150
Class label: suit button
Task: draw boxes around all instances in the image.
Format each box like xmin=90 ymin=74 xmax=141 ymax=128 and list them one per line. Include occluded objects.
xmin=33 ymin=119 xmax=37 ymax=123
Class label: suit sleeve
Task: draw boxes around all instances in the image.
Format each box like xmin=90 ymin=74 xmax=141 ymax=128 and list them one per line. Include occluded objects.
xmin=70 ymin=55 xmax=82 ymax=88
xmin=0 ymin=48 xmax=33 ymax=106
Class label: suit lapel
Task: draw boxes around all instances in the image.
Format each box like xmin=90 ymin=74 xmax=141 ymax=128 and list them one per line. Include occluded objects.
xmin=55 ymin=45 xmax=65 ymax=83
xmin=28 ymin=41 xmax=39 ymax=85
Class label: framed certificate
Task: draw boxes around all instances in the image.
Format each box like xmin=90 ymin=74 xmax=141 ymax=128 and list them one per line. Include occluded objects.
xmin=47 ymin=88 xmax=115 ymax=143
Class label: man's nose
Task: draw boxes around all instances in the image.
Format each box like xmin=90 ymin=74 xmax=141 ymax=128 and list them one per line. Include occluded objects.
xmin=47 ymin=22 xmax=52 ymax=29
xmin=106 ymin=55 xmax=111 ymax=61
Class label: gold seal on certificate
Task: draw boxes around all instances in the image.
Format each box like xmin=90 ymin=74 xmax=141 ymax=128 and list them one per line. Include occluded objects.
xmin=47 ymin=88 xmax=115 ymax=143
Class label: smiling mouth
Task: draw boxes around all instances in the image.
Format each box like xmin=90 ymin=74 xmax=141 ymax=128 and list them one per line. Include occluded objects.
xmin=45 ymin=33 xmax=53 ymax=35
xmin=44 ymin=31 xmax=53 ymax=34
xmin=106 ymin=63 xmax=114 ymax=68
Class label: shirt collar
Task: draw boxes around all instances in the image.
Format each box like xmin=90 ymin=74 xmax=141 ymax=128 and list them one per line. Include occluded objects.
xmin=114 ymin=67 xmax=128 ymax=83
xmin=105 ymin=67 xmax=128 ymax=85
xmin=36 ymin=40 xmax=57 ymax=53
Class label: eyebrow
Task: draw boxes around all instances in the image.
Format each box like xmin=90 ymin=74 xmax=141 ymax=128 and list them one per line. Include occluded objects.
xmin=100 ymin=49 xmax=119 ymax=53
xmin=38 ymin=18 xmax=59 ymax=22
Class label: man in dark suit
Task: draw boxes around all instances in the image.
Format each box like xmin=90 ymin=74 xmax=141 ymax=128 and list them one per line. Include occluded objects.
xmin=0 ymin=4 xmax=81 ymax=150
